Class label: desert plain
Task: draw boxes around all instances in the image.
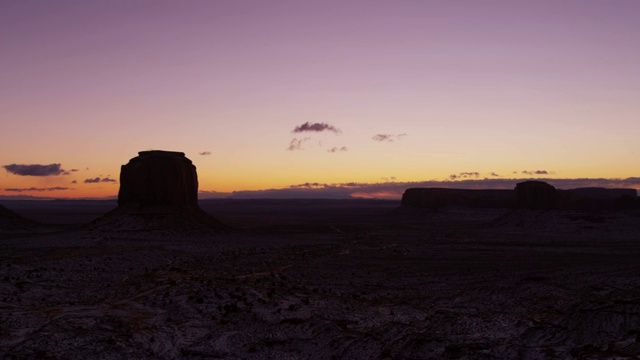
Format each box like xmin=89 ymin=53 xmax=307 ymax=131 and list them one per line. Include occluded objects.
xmin=1 ymin=199 xmax=640 ymax=359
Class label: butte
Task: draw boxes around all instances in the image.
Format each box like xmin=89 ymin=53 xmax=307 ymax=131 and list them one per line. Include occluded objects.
xmin=91 ymin=150 xmax=226 ymax=233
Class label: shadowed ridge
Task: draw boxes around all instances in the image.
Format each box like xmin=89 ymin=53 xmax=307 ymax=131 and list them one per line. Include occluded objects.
xmin=91 ymin=150 xmax=227 ymax=234
xmin=0 ymin=204 xmax=40 ymax=232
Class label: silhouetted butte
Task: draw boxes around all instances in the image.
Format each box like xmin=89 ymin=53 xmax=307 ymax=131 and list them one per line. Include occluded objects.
xmin=93 ymin=150 xmax=225 ymax=232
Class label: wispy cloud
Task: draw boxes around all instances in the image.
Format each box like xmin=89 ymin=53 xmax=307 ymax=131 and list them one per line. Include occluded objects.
xmin=287 ymin=137 xmax=311 ymax=151
xmin=5 ymin=187 xmax=72 ymax=192
xmin=522 ymin=170 xmax=550 ymax=175
xmin=84 ymin=177 xmax=117 ymax=184
xmin=327 ymin=146 xmax=348 ymax=153
xmin=292 ymin=122 xmax=341 ymax=134
xmin=199 ymin=151 xmax=211 ymax=156
xmin=3 ymin=163 xmax=66 ymax=176
xmin=450 ymin=172 xmax=480 ymax=180
xmin=372 ymin=133 xmax=406 ymax=142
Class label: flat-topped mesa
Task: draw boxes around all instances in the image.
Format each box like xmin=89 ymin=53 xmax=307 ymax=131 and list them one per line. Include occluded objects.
xmin=401 ymin=181 xmax=638 ymax=212
xmin=118 ymin=151 xmax=198 ymax=208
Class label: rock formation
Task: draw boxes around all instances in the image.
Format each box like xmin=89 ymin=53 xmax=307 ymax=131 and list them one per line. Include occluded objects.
xmin=94 ymin=150 xmax=225 ymax=232
xmin=515 ymin=181 xmax=558 ymax=210
xmin=118 ymin=150 xmax=198 ymax=207
xmin=402 ymin=182 xmax=637 ymax=213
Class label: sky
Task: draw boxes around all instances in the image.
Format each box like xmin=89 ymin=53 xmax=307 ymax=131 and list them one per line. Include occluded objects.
xmin=1 ymin=1 xmax=639 ymax=199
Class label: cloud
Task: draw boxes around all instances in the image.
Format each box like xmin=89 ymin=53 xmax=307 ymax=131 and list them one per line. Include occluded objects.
xmin=372 ymin=133 xmax=406 ymax=142
xmin=198 ymin=190 xmax=233 ymax=199
xmin=5 ymin=187 xmax=72 ymax=192
xmin=450 ymin=172 xmax=480 ymax=180
xmin=71 ymin=180 xmax=77 ymax=184
xmin=199 ymin=151 xmax=211 ymax=156
xmin=490 ymin=172 xmax=501 ymax=177
xmin=522 ymin=170 xmax=550 ymax=175
xmin=292 ymin=122 xmax=341 ymax=134
xmin=3 ymin=163 xmax=65 ymax=176
xmin=84 ymin=177 xmax=117 ymax=184
xmin=70 ymin=169 xmax=79 ymax=172
xmin=287 ymin=137 xmax=311 ymax=151
xmin=327 ymin=146 xmax=348 ymax=153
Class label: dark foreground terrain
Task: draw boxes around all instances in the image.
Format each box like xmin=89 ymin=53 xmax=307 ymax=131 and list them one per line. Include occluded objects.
xmin=1 ymin=199 xmax=640 ymax=359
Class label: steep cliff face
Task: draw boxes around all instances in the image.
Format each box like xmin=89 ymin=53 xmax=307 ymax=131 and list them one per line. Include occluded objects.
xmin=514 ymin=181 xmax=558 ymax=210
xmin=118 ymin=151 xmax=198 ymax=207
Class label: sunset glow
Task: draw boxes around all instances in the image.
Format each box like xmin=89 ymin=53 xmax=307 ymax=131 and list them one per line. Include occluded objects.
xmin=2 ymin=1 xmax=639 ymax=199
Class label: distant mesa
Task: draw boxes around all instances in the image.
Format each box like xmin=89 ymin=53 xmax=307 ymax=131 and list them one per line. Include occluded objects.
xmin=93 ymin=150 xmax=226 ymax=232
xmin=402 ymin=181 xmax=638 ymax=212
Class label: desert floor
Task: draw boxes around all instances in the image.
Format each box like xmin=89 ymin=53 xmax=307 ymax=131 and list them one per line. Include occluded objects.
xmin=1 ymin=199 xmax=640 ymax=359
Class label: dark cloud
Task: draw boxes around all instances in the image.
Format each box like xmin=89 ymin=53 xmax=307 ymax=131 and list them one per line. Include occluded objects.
xmin=522 ymin=170 xmax=550 ymax=175
xmin=3 ymin=163 xmax=65 ymax=176
xmin=84 ymin=177 xmax=117 ymax=184
xmin=286 ymin=137 xmax=311 ymax=151
xmin=5 ymin=187 xmax=72 ymax=192
xmin=450 ymin=172 xmax=480 ymax=180
xmin=71 ymin=180 xmax=77 ymax=184
xmin=199 ymin=151 xmax=211 ymax=156
xmin=289 ymin=182 xmax=330 ymax=189
xmin=198 ymin=190 xmax=233 ymax=199
xmin=372 ymin=133 xmax=406 ymax=142
xmin=292 ymin=122 xmax=341 ymax=134
xmin=489 ymin=172 xmax=500 ymax=177
xmin=70 ymin=169 xmax=79 ymax=172
xmin=327 ymin=146 xmax=348 ymax=153
xmin=372 ymin=134 xmax=392 ymax=142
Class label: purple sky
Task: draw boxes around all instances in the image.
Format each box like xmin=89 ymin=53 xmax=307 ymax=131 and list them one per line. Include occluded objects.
xmin=1 ymin=1 xmax=639 ymax=198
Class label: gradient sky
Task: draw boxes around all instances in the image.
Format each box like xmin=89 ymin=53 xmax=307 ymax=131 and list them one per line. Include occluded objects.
xmin=2 ymin=1 xmax=639 ymax=199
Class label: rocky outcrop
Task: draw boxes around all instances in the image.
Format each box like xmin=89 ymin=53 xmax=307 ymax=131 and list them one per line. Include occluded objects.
xmin=118 ymin=150 xmax=198 ymax=207
xmin=401 ymin=188 xmax=513 ymax=209
xmin=515 ymin=181 xmax=558 ymax=210
xmin=94 ymin=150 xmax=225 ymax=232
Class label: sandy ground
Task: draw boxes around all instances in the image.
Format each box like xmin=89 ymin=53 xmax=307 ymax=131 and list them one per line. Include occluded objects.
xmin=1 ymin=200 xmax=640 ymax=359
